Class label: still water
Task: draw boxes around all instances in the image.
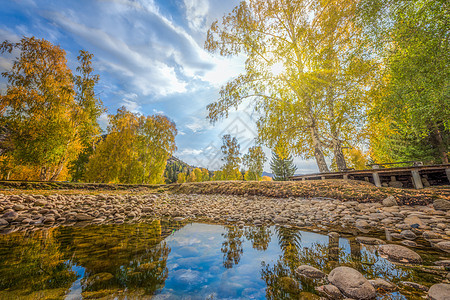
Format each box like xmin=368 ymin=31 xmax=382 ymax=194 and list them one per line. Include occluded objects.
xmin=0 ymin=221 xmax=445 ymax=299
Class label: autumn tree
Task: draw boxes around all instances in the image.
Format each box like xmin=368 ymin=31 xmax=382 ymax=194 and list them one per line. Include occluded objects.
xmin=0 ymin=37 xmax=80 ymax=180
xmin=177 ymin=172 xmax=186 ymax=183
xmin=84 ymin=107 xmax=177 ymax=184
xmin=242 ymin=145 xmax=266 ymax=181
xmin=206 ymin=0 xmax=373 ymax=173
xmin=220 ymin=134 xmax=241 ymax=180
xmin=270 ymin=152 xmax=297 ymax=181
xmin=69 ymin=50 xmax=105 ymax=181
xmin=365 ymin=0 xmax=450 ymax=164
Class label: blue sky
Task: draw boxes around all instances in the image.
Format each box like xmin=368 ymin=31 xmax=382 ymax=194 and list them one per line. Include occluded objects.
xmin=0 ymin=0 xmax=319 ymax=173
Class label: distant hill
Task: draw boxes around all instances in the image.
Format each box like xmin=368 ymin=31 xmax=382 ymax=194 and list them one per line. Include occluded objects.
xmin=262 ymin=172 xmax=273 ymax=178
xmin=164 ymin=156 xmax=195 ymax=183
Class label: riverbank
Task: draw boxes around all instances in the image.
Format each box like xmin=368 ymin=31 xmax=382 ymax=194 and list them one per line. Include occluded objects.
xmin=1 ymin=182 xmax=450 ymax=299
xmin=1 ymin=179 xmax=450 ymax=205
xmin=1 ymin=187 xmax=449 ymax=251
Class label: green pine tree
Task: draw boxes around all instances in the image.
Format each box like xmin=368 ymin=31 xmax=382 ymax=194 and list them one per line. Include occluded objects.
xmin=270 ymin=152 xmax=297 ymax=181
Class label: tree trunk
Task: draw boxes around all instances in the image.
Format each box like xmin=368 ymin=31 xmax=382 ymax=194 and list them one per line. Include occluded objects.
xmin=50 ymin=162 xmax=65 ymax=181
xmin=310 ymin=125 xmax=329 ymax=173
xmin=39 ymin=167 xmax=48 ymax=181
xmin=333 ymin=138 xmax=347 ymax=171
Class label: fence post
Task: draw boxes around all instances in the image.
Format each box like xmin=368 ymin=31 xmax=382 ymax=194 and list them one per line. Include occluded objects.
xmin=372 ymin=172 xmax=381 ymax=187
xmin=411 ymin=170 xmax=423 ymax=189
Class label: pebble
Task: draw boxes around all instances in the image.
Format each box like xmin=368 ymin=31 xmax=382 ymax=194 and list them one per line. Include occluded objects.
xmin=0 ymin=192 xmax=448 ymax=248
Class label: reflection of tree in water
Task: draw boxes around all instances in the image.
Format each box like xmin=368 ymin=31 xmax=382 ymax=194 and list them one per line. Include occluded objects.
xmin=57 ymin=220 xmax=176 ymax=298
xmin=0 ymin=228 xmax=77 ymax=299
xmin=244 ymin=226 xmax=271 ymax=251
xmin=261 ymin=226 xmax=303 ymax=299
xmin=261 ymin=230 xmax=422 ymax=299
xmin=297 ymin=240 xmax=412 ymax=283
xmin=221 ymin=225 xmax=244 ymax=269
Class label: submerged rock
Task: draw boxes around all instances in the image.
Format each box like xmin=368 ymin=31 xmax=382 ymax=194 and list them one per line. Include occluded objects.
xmin=316 ymin=284 xmax=343 ymax=299
xmin=378 ymin=244 xmax=422 ymax=264
xmin=356 ymin=237 xmax=386 ymax=245
xmin=279 ymin=277 xmax=299 ymax=294
xmin=400 ymin=281 xmax=429 ymax=292
xmin=328 ymin=266 xmax=376 ymax=299
xmin=295 ymin=265 xmax=326 ymax=279
xmin=369 ymin=278 xmax=397 ymax=292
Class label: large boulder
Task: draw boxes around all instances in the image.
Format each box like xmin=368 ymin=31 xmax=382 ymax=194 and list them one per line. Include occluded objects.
xmin=295 ymin=265 xmax=326 ymax=279
xmin=435 ymin=241 xmax=450 ymax=253
xmin=404 ymin=216 xmax=424 ymax=227
xmin=433 ymin=199 xmax=450 ymax=212
xmin=427 ymin=283 xmax=450 ymax=300
xmin=379 ymin=244 xmax=422 ymax=264
xmin=328 ymin=266 xmax=376 ymax=299
xmin=382 ymin=196 xmax=398 ymax=207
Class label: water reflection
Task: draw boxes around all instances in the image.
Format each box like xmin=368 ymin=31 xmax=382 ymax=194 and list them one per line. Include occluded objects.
xmin=244 ymin=226 xmax=272 ymax=251
xmin=221 ymin=226 xmax=244 ymax=269
xmin=0 ymin=229 xmax=76 ymax=299
xmin=0 ymin=222 xmax=445 ymax=299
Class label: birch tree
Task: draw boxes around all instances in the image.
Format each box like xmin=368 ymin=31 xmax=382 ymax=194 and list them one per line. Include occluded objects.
xmin=205 ymin=0 xmax=372 ymax=172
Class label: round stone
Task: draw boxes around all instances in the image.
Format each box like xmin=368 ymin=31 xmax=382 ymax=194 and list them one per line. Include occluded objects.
xmin=295 ymin=265 xmax=326 ymax=279
xmin=378 ymin=244 xmax=422 ymax=264
xmin=328 ymin=266 xmax=376 ymax=300
xmin=428 ymin=283 xmax=450 ymax=300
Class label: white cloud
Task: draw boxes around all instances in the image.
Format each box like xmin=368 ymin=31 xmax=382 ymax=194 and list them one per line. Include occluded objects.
xmin=98 ymin=112 xmax=109 ymax=131
xmin=120 ymin=93 xmax=142 ymax=113
xmin=185 ymin=116 xmax=213 ymax=133
xmin=183 ymin=0 xmax=209 ymax=32
xmin=153 ymin=109 xmax=164 ymax=115
xmin=44 ymin=11 xmax=188 ymax=97
xmin=178 ymin=148 xmax=203 ymax=156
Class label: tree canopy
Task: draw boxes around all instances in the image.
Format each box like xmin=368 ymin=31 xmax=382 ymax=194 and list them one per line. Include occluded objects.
xmin=206 ymin=0 xmax=374 ymax=172
xmin=84 ymin=107 xmax=177 ymax=184
xmin=1 ymin=37 xmax=81 ymax=180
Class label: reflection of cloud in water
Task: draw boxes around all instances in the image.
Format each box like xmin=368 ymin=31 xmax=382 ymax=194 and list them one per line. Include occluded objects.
xmin=171 ymin=268 xmax=206 ymax=285
xmin=177 ymin=246 xmax=200 ymax=257
xmin=170 ymin=237 xmax=203 ymax=246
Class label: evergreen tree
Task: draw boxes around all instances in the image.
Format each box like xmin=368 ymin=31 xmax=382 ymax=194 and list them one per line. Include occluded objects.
xmin=270 ymin=152 xmax=297 ymax=181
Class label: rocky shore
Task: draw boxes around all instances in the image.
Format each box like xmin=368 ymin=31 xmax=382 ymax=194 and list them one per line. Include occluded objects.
xmin=1 ymin=192 xmax=450 ymax=248
xmin=1 ymin=190 xmax=450 ymax=299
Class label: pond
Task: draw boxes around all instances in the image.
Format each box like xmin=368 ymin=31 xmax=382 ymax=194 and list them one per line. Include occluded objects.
xmin=0 ymin=221 xmax=446 ymax=299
